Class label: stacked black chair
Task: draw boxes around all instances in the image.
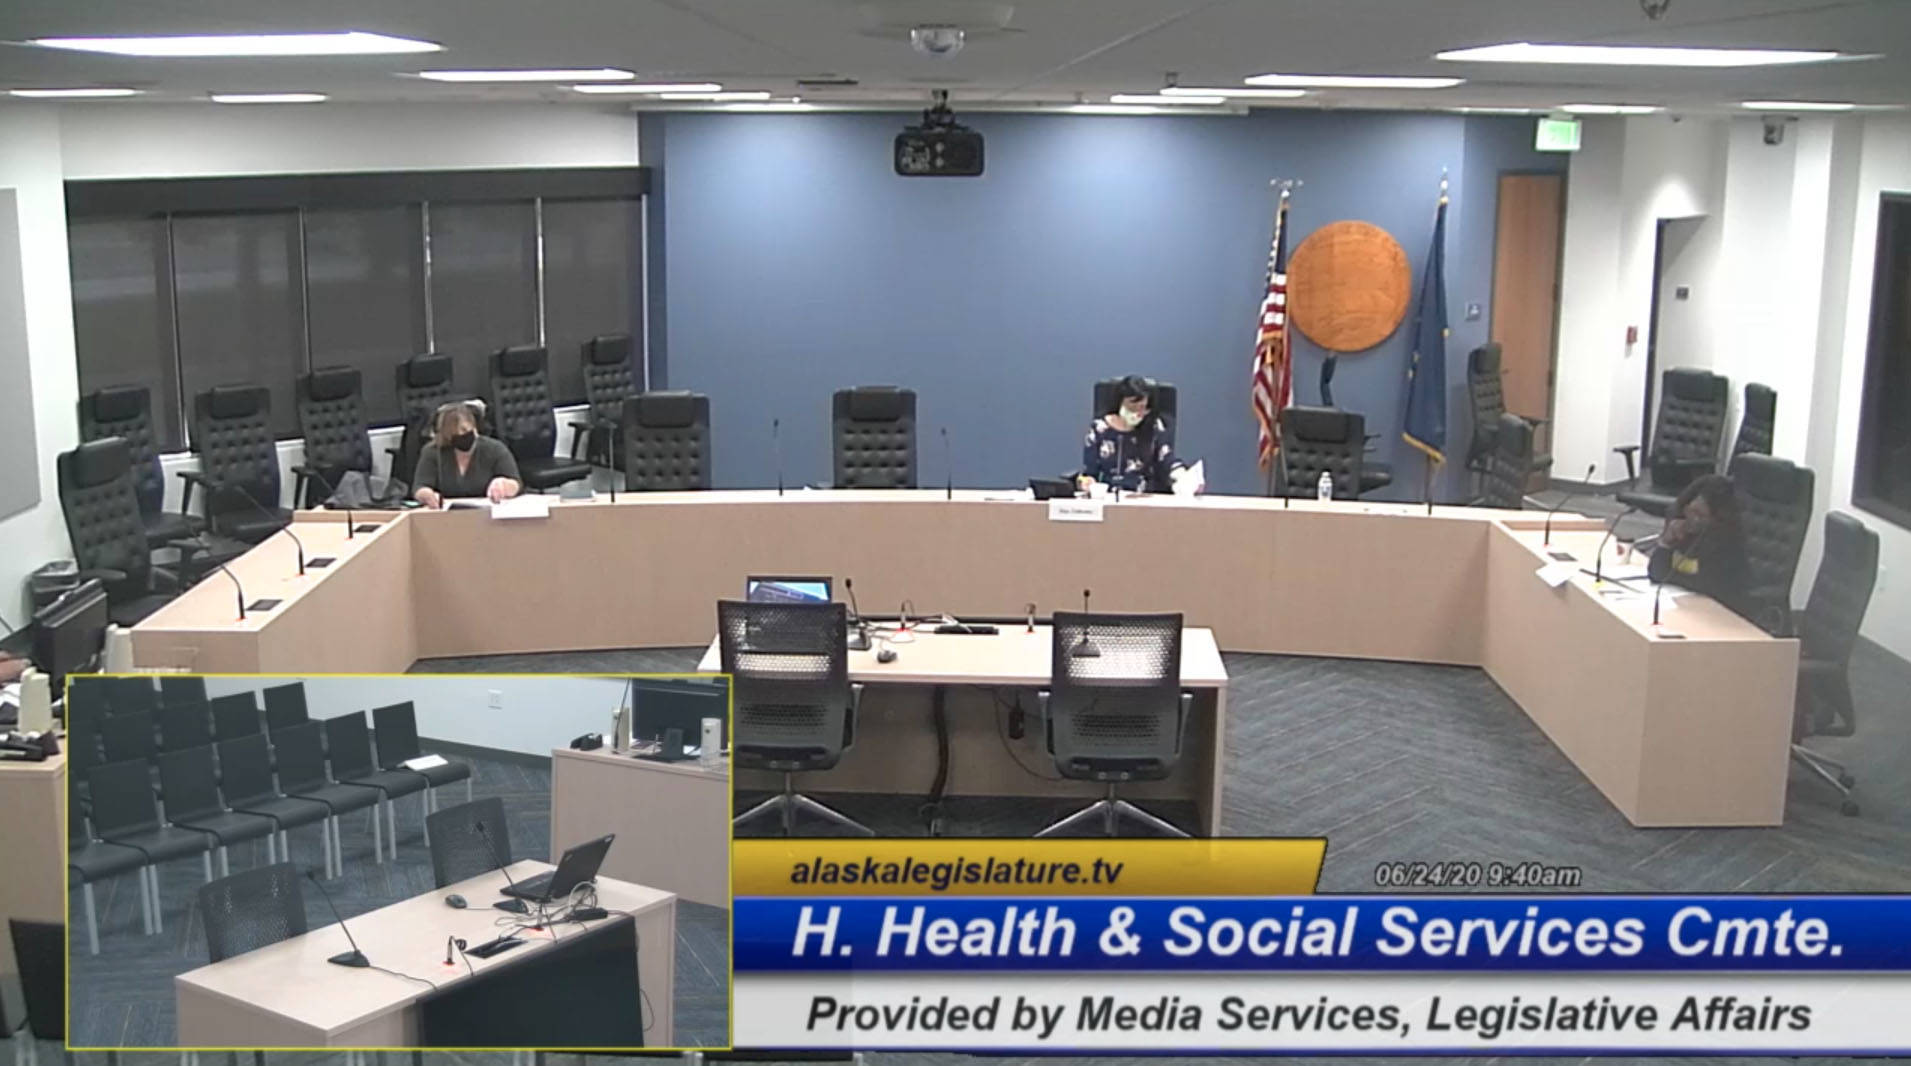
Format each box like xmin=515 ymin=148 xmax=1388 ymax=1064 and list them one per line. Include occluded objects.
xmin=78 ymin=385 xmax=205 ymax=549
xmin=576 ymin=333 xmax=639 ymax=470
xmin=156 ymin=700 xmax=213 ymax=754
xmin=9 ymin=919 xmax=65 ymax=1048
xmin=262 ymin=681 xmax=310 ymax=732
xmin=832 ymin=386 xmax=917 ymax=489
xmin=1465 ymin=343 xmax=1552 ymax=482
xmin=101 ymin=709 xmax=157 ymax=766
xmin=1091 ymin=378 xmax=1178 ymax=422
xmin=372 ymin=700 xmax=474 ymax=818
xmin=1732 ymin=383 xmax=1778 ymax=459
xmin=68 ymin=788 xmax=150 ymax=953
xmin=1730 ymin=452 xmax=1816 ymax=635
xmin=393 ymin=353 xmax=459 ymax=489
xmin=184 ymin=385 xmax=293 ymax=544
xmin=1790 ymin=513 xmax=1879 ymax=815
xmin=1473 ymin=413 xmax=1534 ymax=510
xmin=273 ymin=721 xmax=383 ymax=876
xmin=489 ymin=344 xmax=593 ymax=491
xmin=105 ymin=677 xmax=158 ymax=717
xmin=1275 ymin=406 xmax=1365 ymax=499
xmin=88 ymin=757 xmax=217 ymax=934
xmin=196 ymin=862 xmax=308 ymax=962
xmin=1615 ymin=368 xmax=1729 ymax=518
xmin=721 ymin=600 xmax=871 ymax=836
xmin=326 ymin=711 xmax=429 ymax=861
xmin=210 ymin=691 xmax=263 ymax=742
xmin=159 ymin=675 xmax=208 ymax=708
xmin=218 ymin=733 xmax=334 ymax=881
xmin=159 ymin=745 xmax=277 ymax=877
xmin=1037 ymin=612 xmax=1191 ymax=837
xmin=621 ymin=391 xmax=712 ymax=492
xmin=56 ymin=438 xmax=189 ymax=626
xmin=294 ymin=366 xmax=377 ymax=508
xmin=425 ymin=796 xmax=512 ymax=888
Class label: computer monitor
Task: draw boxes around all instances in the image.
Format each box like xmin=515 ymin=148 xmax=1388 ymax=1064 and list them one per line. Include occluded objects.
xmin=417 ymin=914 xmax=642 ymax=1048
xmin=744 ymin=575 xmax=831 ymax=605
xmin=31 ymin=579 xmax=109 ymax=694
xmin=631 ymin=679 xmax=729 ymax=751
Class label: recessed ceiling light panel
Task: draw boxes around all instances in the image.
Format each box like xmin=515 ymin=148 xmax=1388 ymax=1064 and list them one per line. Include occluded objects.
xmin=1436 ymin=42 xmax=1844 ymax=67
xmin=418 ymin=68 xmax=634 ymax=82
xmin=31 ymin=32 xmax=440 ymax=57
xmin=1245 ymin=73 xmax=1463 ymax=89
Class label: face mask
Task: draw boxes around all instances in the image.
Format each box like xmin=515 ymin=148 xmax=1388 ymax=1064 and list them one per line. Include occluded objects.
xmin=451 ymin=431 xmax=477 ymax=452
xmin=1118 ymin=407 xmax=1146 ymax=430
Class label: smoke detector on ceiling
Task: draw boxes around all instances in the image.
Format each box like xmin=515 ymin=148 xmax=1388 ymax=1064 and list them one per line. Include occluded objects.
xmin=910 ymin=25 xmax=965 ymax=57
xmin=857 ymin=2 xmax=1019 ymax=52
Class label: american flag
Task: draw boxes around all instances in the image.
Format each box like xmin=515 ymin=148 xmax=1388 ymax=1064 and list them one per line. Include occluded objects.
xmin=1252 ymin=192 xmax=1293 ymax=471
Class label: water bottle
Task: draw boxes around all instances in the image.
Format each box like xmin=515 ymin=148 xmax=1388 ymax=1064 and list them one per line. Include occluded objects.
xmin=1316 ymin=471 xmax=1333 ymax=501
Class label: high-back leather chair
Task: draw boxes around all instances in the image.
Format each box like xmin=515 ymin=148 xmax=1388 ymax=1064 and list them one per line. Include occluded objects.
xmin=1475 ymin=413 xmax=1533 ymax=510
xmin=1465 ymin=343 xmax=1552 ymax=478
xmin=57 ymin=438 xmax=183 ymax=626
xmin=488 ymin=344 xmax=593 ymax=491
xmin=1733 ymin=383 xmax=1777 ymax=459
xmin=621 ymin=391 xmax=711 ymax=491
xmin=393 ymin=353 xmax=458 ymax=488
xmin=1091 ymin=378 xmax=1178 ymax=422
xmin=78 ymin=385 xmax=203 ymax=548
xmin=1789 ymin=512 xmax=1880 ymax=816
xmin=186 ymin=385 xmax=291 ymax=544
xmin=1615 ymin=368 xmax=1729 ymax=517
xmin=1275 ymin=406 xmax=1365 ymax=499
xmin=831 ymin=386 xmax=916 ymax=489
xmin=578 ymin=333 xmax=639 ymax=469
xmin=1729 ymin=452 xmax=1815 ymax=635
xmin=295 ymin=366 xmax=375 ymax=507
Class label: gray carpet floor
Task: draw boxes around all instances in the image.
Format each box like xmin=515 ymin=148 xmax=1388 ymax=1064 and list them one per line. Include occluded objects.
xmin=66 ymin=752 xmax=730 ymax=1050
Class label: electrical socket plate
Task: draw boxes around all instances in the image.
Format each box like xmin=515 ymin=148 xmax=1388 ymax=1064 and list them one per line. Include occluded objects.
xmin=488 ymin=689 xmax=503 ymax=709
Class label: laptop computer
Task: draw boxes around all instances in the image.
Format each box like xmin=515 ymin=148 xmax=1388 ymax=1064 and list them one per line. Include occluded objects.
xmin=501 ymin=834 xmax=615 ymax=903
xmin=745 ymin=576 xmax=832 ymax=604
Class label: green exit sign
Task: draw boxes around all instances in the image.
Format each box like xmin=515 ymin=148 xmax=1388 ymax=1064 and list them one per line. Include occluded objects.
xmin=1536 ymin=116 xmax=1582 ymax=152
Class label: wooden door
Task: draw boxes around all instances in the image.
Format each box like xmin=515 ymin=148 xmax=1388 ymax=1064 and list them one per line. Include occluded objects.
xmin=1491 ymin=174 xmax=1565 ymax=435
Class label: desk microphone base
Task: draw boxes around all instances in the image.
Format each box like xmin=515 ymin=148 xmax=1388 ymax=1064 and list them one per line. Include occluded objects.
xmin=328 ymin=951 xmax=370 ymax=968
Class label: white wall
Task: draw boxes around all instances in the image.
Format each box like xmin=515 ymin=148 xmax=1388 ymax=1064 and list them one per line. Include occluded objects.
xmin=0 ymin=106 xmax=80 ymax=625
xmin=203 ymin=675 xmax=631 ymax=757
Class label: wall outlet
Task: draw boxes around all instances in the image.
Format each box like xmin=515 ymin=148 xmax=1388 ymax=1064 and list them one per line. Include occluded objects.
xmin=1465 ymin=302 xmax=1483 ymax=321
xmin=488 ymin=688 xmax=503 ymax=709
xmin=1877 ymin=565 xmax=1888 ymax=592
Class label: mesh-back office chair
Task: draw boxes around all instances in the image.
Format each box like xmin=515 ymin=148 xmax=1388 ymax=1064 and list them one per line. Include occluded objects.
xmin=88 ymin=757 xmax=217 ymax=935
xmin=720 ymin=600 xmax=871 ymax=836
xmin=274 ymin=722 xmax=383 ymax=875
xmin=294 ymin=366 xmax=377 ymax=508
xmin=489 ymin=344 xmax=593 ymax=491
xmin=393 ymin=353 xmax=459 ymax=490
xmin=576 ymin=333 xmax=639 ymax=470
xmin=1465 ymin=344 xmax=1552 ymax=481
xmin=1614 ymin=368 xmax=1729 ymax=518
xmin=326 ymin=711 xmax=429 ymax=861
xmin=1275 ymin=406 xmax=1365 ymax=499
xmin=9 ymin=919 xmax=65 ymax=1044
xmin=56 ymin=438 xmax=186 ymax=626
xmin=184 ymin=385 xmax=293 ymax=544
xmin=78 ymin=385 xmax=205 ymax=549
xmin=832 ymin=386 xmax=916 ymax=489
xmin=425 ymin=796 xmax=512 ymax=889
xmin=196 ymin=862 xmax=308 ymax=962
xmin=1091 ymin=378 xmax=1178 ymax=422
xmin=1789 ymin=512 xmax=1879 ymax=815
xmin=372 ymin=701 xmax=474 ymax=819
xmin=159 ymin=744 xmax=278 ymax=877
xmin=621 ymin=392 xmax=712 ymax=492
xmin=1733 ymin=383 xmax=1778 ymax=459
xmin=1037 ymin=612 xmax=1191 ymax=838
xmin=68 ymin=791 xmax=151 ymax=953
xmin=1730 ymin=452 xmax=1815 ymax=635
xmin=1474 ymin=414 xmax=1534 ymax=510
xmin=217 ymin=733 xmax=334 ymax=881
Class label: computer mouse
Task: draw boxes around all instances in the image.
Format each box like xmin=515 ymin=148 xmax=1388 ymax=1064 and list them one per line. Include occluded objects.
xmin=877 ymin=647 xmax=898 ymax=663
xmin=445 ymin=893 xmax=468 ymax=909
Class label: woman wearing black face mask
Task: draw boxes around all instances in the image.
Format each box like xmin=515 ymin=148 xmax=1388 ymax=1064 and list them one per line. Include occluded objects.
xmin=1077 ymin=375 xmax=1198 ymax=495
xmin=411 ymin=401 xmax=521 ymax=509
xmin=1648 ymin=474 xmax=1753 ymax=621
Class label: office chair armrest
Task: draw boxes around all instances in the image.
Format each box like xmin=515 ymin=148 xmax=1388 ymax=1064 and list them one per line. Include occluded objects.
xmin=150 ymin=566 xmax=184 ymax=593
xmin=289 ymin=464 xmax=319 ymax=507
xmin=1612 ymin=444 xmax=1641 ymax=484
xmin=1522 ymin=415 xmax=1549 ymax=430
xmin=174 ymin=469 xmax=212 ymax=514
xmin=75 ymin=567 xmax=128 ymax=585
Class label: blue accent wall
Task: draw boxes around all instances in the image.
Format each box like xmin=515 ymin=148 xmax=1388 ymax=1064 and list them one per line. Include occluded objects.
xmin=652 ymin=110 xmax=1564 ymax=498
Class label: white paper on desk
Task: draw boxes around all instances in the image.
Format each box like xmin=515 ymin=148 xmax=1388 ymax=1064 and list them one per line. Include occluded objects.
xmin=1536 ymin=562 xmax=1576 ymax=588
xmin=1048 ymin=498 xmax=1105 ymax=523
xmin=1170 ymin=460 xmax=1206 ymax=497
xmin=490 ymin=495 xmax=551 ymax=520
xmin=402 ymin=754 xmax=448 ymax=770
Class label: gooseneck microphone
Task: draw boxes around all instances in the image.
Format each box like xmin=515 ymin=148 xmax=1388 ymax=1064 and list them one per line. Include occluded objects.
xmin=1652 ymin=581 xmax=1665 ymax=627
xmin=1544 ymin=464 xmax=1599 ymax=547
xmin=304 ymin=869 xmax=370 ymax=967
xmin=297 ymin=465 xmax=353 ymax=539
xmin=1113 ymin=433 xmax=1125 ymax=502
xmin=215 ymin=481 xmax=310 ymax=575
xmin=1592 ymin=507 xmax=1639 ymax=584
xmin=1069 ymin=588 xmax=1100 ymax=659
xmin=843 ymin=577 xmax=872 ymax=652
xmin=772 ymin=418 xmax=784 ymax=497
xmin=475 ymin=821 xmax=528 ymax=914
xmin=941 ymin=427 xmax=952 ymax=501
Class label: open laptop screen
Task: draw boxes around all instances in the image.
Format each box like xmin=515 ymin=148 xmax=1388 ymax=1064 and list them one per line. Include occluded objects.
xmin=745 ymin=576 xmax=831 ymax=604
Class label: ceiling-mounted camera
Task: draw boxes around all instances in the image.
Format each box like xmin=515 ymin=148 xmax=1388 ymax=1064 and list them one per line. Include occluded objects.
xmin=1763 ymin=115 xmax=1794 ymax=146
xmin=909 ymin=25 xmax=966 ymax=57
xmin=894 ymin=90 xmax=984 ymax=176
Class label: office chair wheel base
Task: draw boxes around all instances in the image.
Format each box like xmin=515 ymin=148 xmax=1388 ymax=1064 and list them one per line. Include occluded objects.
xmin=1840 ymin=800 xmax=1859 ymax=817
xmin=1838 ymin=772 xmax=1857 ymax=788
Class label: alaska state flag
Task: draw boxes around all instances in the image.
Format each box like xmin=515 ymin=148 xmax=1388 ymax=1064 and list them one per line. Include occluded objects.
xmin=1402 ymin=195 xmax=1448 ymax=463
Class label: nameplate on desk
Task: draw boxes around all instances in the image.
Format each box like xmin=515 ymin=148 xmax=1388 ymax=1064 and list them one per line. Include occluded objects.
xmin=1047 ymin=499 xmax=1105 ymax=523
xmin=491 ymin=496 xmax=552 ymax=520
xmin=1535 ymin=562 xmax=1575 ymax=589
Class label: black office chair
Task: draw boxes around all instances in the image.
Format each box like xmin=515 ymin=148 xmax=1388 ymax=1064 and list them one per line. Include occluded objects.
xmin=1037 ymin=612 xmax=1191 ymax=838
xmin=88 ymin=757 xmax=217 ymax=935
xmin=1472 ymin=413 xmax=1534 ymax=510
xmin=294 ymin=365 xmax=377 ymax=508
xmin=1732 ymin=383 xmax=1777 ymax=459
xmin=832 ymin=386 xmax=916 ymax=489
xmin=183 ymin=385 xmax=293 ymax=544
xmin=392 ymin=352 xmax=459 ymax=489
xmin=489 ymin=344 xmax=593 ymax=492
xmin=425 ymin=796 xmax=512 ymax=888
xmin=575 ymin=333 xmax=639 ymax=471
xmin=159 ymin=675 xmax=208 ymax=708
xmin=196 ymin=861 xmax=308 ymax=962
xmin=1730 ymin=452 xmax=1815 ymax=635
xmin=274 ymin=721 xmax=384 ymax=875
xmin=104 ymin=676 xmax=159 ymax=717
xmin=100 ymin=709 xmax=157 ymax=766
xmin=1789 ymin=512 xmax=1879 ymax=816
xmin=1274 ymin=406 xmax=1365 ymax=499
xmin=1091 ymin=377 xmax=1178 ymax=422
xmin=372 ymin=700 xmax=474 ymax=816
xmin=326 ymin=711 xmax=429 ymax=861
xmin=218 ymin=733 xmax=334 ymax=880
xmin=1465 ymin=343 xmax=1552 ymax=481
xmin=56 ymin=438 xmax=190 ymax=626
xmin=9 ymin=919 xmax=65 ymax=1048
xmin=68 ymin=793 xmax=151 ymax=953
xmin=156 ymin=700 xmax=213 ymax=753
xmin=159 ymin=744 xmax=278 ymax=877
xmin=1615 ymin=368 xmax=1729 ymax=518
xmin=720 ymin=600 xmax=871 ymax=836
xmin=621 ymin=392 xmax=712 ymax=491
xmin=210 ymin=691 xmax=263 ymax=742
xmin=262 ymin=681 xmax=310 ymax=732
xmin=78 ymin=384 xmax=206 ymax=550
